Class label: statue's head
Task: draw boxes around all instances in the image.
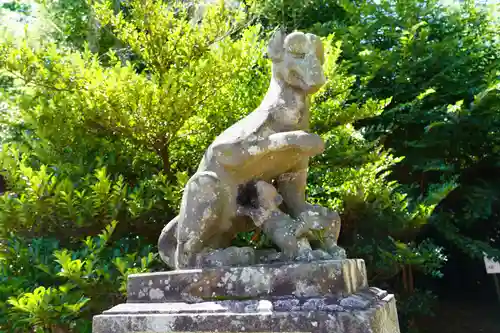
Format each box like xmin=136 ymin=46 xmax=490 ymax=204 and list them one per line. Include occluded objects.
xmin=267 ymin=30 xmax=326 ymax=94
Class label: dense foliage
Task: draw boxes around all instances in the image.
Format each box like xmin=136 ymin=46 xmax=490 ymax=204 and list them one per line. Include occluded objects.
xmin=0 ymin=0 xmax=498 ymax=332
xmin=250 ymin=0 xmax=500 ymax=262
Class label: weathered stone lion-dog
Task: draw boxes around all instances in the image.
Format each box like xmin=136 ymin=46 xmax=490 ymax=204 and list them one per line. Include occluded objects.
xmin=158 ymin=30 xmax=344 ymax=269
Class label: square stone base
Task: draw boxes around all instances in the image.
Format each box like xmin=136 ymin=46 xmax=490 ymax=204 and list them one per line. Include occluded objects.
xmin=93 ymin=260 xmax=400 ymax=332
xmin=126 ymin=259 xmax=368 ymax=303
xmin=93 ymin=288 xmax=400 ymax=333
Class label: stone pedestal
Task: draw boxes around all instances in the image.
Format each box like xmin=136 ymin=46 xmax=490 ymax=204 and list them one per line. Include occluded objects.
xmin=93 ymin=259 xmax=400 ymax=333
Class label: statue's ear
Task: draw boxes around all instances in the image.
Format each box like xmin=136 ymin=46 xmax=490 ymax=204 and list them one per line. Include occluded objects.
xmin=267 ymin=29 xmax=285 ymax=61
xmin=307 ymin=33 xmax=325 ymax=65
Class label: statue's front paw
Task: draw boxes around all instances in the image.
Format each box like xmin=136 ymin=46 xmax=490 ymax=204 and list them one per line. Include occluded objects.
xmin=326 ymin=245 xmax=347 ymax=260
xmin=268 ymin=131 xmax=324 ymax=156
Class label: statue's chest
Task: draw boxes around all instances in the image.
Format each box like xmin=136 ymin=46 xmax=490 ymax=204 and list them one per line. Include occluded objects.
xmin=268 ymin=97 xmax=309 ymax=132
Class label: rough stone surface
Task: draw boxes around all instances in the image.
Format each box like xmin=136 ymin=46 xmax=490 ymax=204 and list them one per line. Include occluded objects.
xmin=127 ymin=259 xmax=367 ymax=303
xmin=93 ymin=288 xmax=400 ymax=333
xmin=157 ymin=29 xmax=345 ymax=270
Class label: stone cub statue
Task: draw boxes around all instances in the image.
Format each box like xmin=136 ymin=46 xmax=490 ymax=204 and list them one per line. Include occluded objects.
xmin=158 ymin=30 xmax=343 ymax=269
xmin=237 ymin=180 xmax=345 ymax=261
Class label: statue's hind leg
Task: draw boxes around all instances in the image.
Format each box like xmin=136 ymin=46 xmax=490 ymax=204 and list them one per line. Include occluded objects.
xmin=174 ymin=171 xmax=232 ymax=269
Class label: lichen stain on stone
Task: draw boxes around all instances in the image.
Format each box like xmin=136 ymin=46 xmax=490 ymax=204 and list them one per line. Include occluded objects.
xmin=257 ymin=300 xmax=273 ymax=312
xmin=239 ymin=267 xmax=271 ymax=293
xmin=145 ymin=315 xmax=176 ymax=332
xmin=221 ymin=272 xmax=231 ymax=284
xmin=231 ymin=319 xmax=243 ymax=327
xmin=294 ymin=280 xmax=319 ymax=297
xmin=324 ymin=313 xmax=342 ymax=331
xmin=148 ymin=288 xmax=164 ymax=301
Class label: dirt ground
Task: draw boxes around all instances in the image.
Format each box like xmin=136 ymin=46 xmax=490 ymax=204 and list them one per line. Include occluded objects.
xmin=418 ymin=299 xmax=500 ymax=333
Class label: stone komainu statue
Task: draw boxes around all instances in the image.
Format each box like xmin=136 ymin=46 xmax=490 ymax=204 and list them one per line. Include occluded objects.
xmin=158 ymin=30 xmax=345 ymax=269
